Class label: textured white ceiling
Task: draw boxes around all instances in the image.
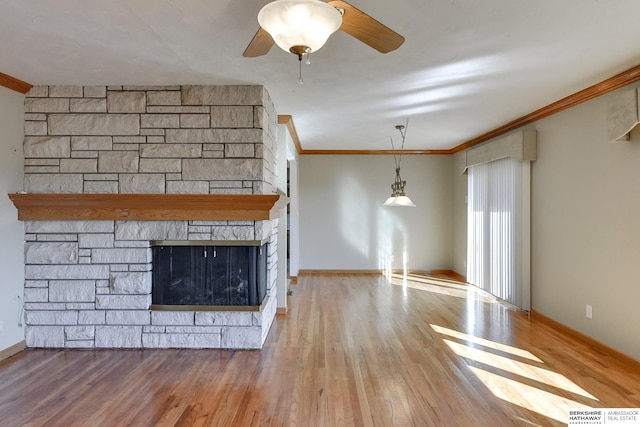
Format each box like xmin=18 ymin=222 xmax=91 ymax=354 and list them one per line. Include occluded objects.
xmin=2 ymin=0 xmax=640 ymax=150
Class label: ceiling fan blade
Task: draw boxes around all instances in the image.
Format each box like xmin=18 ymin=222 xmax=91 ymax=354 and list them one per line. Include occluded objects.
xmin=328 ymin=0 xmax=404 ymax=53
xmin=243 ymin=27 xmax=275 ymax=57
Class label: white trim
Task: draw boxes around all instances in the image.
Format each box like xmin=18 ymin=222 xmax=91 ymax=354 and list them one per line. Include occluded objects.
xmin=520 ymin=161 xmax=531 ymax=311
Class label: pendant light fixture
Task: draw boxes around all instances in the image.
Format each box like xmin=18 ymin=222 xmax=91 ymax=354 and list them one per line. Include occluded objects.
xmin=384 ymin=119 xmax=416 ymax=207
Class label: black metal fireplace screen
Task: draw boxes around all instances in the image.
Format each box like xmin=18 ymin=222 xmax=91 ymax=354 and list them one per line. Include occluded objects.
xmin=152 ymin=243 xmax=268 ymax=307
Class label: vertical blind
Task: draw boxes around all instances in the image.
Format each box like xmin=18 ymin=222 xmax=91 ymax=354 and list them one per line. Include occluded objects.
xmin=467 ymin=156 xmax=530 ymax=310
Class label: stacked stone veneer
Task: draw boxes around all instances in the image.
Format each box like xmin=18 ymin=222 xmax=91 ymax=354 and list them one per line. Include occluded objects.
xmin=21 ymin=85 xmax=280 ymax=349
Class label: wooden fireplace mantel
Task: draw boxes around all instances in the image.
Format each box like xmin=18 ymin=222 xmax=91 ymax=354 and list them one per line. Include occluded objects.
xmin=8 ymin=193 xmax=289 ymax=221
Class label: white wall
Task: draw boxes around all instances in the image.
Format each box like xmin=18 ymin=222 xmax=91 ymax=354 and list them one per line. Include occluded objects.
xmin=451 ymin=152 xmax=467 ymax=276
xmin=0 ymin=86 xmax=25 ymax=351
xmin=530 ymin=84 xmax=640 ymax=360
xmin=299 ymin=154 xmax=453 ymax=272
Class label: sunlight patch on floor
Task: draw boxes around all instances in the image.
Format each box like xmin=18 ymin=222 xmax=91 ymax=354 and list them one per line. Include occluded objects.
xmin=469 ymin=365 xmax=592 ymax=424
xmin=388 ymin=274 xmax=497 ymax=303
xmin=431 ymin=324 xmax=599 ymax=424
xmin=443 ymin=339 xmax=597 ymax=401
xmin=432 ymin=324 xmax=542 ymax=362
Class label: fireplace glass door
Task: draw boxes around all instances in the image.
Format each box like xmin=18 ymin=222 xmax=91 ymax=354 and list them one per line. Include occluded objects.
xmin=152 ymin=244 xmax=267 ymax=307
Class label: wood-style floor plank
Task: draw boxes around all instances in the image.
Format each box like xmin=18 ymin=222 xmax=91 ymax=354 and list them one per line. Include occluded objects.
xmin=1 ymin=273 xmax=640 ymax=426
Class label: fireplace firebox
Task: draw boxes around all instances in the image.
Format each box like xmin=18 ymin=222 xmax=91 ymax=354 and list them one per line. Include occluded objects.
xmin=151 ymin=241 xmax=268 ymax=309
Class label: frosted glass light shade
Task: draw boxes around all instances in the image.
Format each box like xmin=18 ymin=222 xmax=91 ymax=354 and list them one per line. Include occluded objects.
xmin=258 ymin=0 xmax=342 ymax=54
xmin=384 ymin=196 xmax=396 ymax=206
xmin=387 ymin=195 xmax=416 ymax=207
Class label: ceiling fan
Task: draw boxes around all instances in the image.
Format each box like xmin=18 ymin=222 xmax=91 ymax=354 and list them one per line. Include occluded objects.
xmin=243 ymin=0 xmax=405 ymax=59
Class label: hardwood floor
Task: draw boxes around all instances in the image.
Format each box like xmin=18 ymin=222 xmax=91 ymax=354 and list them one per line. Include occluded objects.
xmin=1 ymin=273 xmax=640 ymax=426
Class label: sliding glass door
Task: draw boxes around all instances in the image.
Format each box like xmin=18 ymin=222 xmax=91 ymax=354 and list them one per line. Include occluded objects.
xmin=467 ymin=157 xmax=531 ymax=311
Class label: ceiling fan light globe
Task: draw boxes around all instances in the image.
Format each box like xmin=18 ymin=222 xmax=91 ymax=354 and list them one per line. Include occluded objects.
xmin=258 ymin=0 xmax=342 ymax=54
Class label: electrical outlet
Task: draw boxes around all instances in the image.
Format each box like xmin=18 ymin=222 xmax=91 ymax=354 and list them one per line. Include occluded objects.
xmin=586 ymin=304 xmax=593 ymax=319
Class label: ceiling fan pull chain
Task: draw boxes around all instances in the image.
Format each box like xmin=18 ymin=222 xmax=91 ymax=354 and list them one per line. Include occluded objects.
xmin=305 ymin=51 xmax=311 ymax=65
xmin=298 ymin=57 xmax=304 ymax=85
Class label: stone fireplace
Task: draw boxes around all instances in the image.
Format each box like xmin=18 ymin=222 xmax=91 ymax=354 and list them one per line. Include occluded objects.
xmin=16 ymin=85 xmax=282 ymax=349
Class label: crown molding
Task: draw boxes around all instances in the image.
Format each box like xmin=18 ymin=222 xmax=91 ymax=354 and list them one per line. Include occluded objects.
xmin=278 ymin=115 xmax=303 ymax=154
xmin=0 ymin=72 xmax=33 ymax=94
xmin=450 ymin=64 xmax=640 ymax=153
xmin=277 ymin=115 xmax=448 ymax=155
xmin=299 ymin=149 xmax=450 ymax=155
